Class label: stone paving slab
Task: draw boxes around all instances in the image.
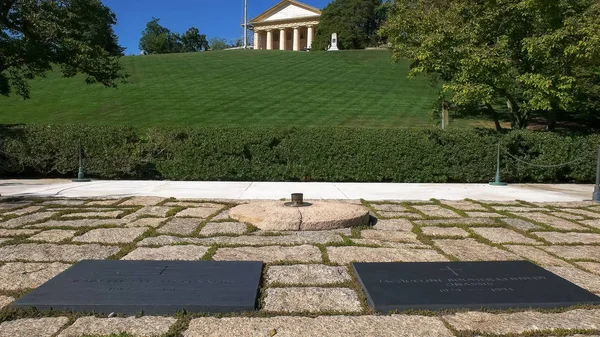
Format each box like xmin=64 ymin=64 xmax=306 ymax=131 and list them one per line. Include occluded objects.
xmin=434 ymin=238 xmax=520 ymax=261
xmin=413 ymin=205 xmax=462 ymax=218
xmin=73 ymin=227 xmax=149 ymax=244
xmin=57 ymin=316 xmax=177 ymax=337
xmin=549 ymin=211 xmax=586 ymax=220
xmin=577 ymin=262 xmax=600 ymax=275
xmin=184 ymin=315 xmax=453 ymax=337
xmin=157 ymin=218 xmax=201 ymax=235
xmin=26 ymin=219 xmax=119 ymax=228
xmin=413 ymin=218 xmax=496 ymax=226
xmin=471 ymin=227 xmax=540 ymax=244
xmin=464 ymin=212 xmax=503 ymax=218
xmin=568 ymin=209 xmax=600 ymax=218
xmin=0 ymin=317 xmax=69 ymax=337
xmin=267 ymin=265 xmax=351 ymax=285
xmin=119 ymin=196 xmax=166 ymax=206
xmin=0 ymin=243 xmax=119 ymax=262
xmin=421 ymin=227 xmax=469 ymax=237
xmin=372 ymin=218 xmax=413 ymax=231
xmin=376 ymin=210 xmax=423 ymax=218
xmin=327 ymin=246 xmax=448 ymax=264
xmin=263 ymin=287 xmax=362 ymax=313
xmin=500 ymin=218 xmax=542 ymax=231
xmin=0 ymin=212 xmax=56 ymax=228
xmin=371 ymin=203 xmax=407 ymax=212
xmin=545 ymin=266 xmax=600 ymax=293
xmin=0 ymin=262 xmax=71 ymax=290
xmin=42 ymin=199 xmax=86 ymax=206
xmin=0 ymin=229 xmax=40 ymax=237
xmin=122 ymin=245 xmax=209 ymax=260
xmin=61 ymin=210 xmax=124 ymax=218
xmin=441 ymin=200 xmax=487 ymax=211
xmin=175 ymin=207 xmax=222 ymax=218
xmin=213 ymin=245 xmax=322 ymax=263
xmin=139 ymin=231 xmax=344 ymax=246
xmin=0 ymin=296 xmax=14 ymax=309
xmin=503 ymin=245 xmax=571 ymax=267
xmin=581 ymin=219 xmax=600 ymax=229
xmin=519 ymin=213 xmax=589 ymax=231
xmin=5 ymin=206 xmax=44 ymax=216
xmin=200 ymin=222 xmax=248 ymax=236
xmin=540 ymin=245 xmax=600 ymax=261
xmin=444 ymin=309 xmax=600 ymax=335
xmin=532 ymin=232 xmax=600 ymax=244
xmin=126 ymin=217 xmax=167 ymax=228
xmin=361 ymin=230 xmax=420 ymax=243
xmin=27 ymin=229 xmax=76 ymax=242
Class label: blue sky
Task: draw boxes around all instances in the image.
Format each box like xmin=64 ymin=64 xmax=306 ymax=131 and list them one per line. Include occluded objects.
xmin=102 ymin=0 xmax=330 ymax=54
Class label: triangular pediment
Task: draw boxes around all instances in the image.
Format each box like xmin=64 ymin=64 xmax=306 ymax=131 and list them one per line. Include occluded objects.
xmin=251 ymin=0 xmax=321 ymax=24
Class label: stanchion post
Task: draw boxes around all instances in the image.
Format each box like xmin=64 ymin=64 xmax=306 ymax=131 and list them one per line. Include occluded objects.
xmin=489 ymin=142 xmax=507 ymax=186
xmin=593 ymin=146 xmax=600 ymax=202
xmin=72 ymin=140 xmax=91 ymax=183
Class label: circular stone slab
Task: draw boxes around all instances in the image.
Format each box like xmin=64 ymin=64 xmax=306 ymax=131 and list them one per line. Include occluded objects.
xmin=229 ymin=201 xmax=370 ymax=231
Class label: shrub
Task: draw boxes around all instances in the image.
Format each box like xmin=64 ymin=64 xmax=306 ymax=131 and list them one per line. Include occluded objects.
xmin=0 ymin=125 xmax=597 ymax=183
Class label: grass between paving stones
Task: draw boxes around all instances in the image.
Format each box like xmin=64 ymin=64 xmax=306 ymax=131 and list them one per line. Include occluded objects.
xmin=107 ymin=227 xmax=159 ymax=260
xmin=412 ymin=224 xmax=460 ymax=261
xmin=450 ymin=328 xmax=600 ymax=337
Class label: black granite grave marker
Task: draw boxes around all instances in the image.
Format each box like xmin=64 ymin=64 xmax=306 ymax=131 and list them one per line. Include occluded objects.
xmin=13 ymin=260 xmax=263 ymax=315
xmin=353 ymin=261 xmax=600 ymax=312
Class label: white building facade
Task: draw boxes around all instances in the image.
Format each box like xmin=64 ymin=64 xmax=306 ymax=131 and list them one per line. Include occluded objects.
xmin=250 ymin=0 xmax=321 ymax=51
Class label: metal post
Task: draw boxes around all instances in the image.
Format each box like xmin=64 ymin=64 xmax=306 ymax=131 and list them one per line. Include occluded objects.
xmin=243 ymin=0 xmax=248 ymax=49
xmin=489 ymin=142 xmax=507 ymax=186
xmin=72 ymin=141 xmax=91 ymax=182
xmin=593 ymin=147 xmax=600 ymax=202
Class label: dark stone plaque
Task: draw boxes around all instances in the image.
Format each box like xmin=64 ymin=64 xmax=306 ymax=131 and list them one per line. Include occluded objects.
xmin=353 ymin=261 xmax=600 ymax=312
xmin=13 ymin=260 xmax=263 ymax=315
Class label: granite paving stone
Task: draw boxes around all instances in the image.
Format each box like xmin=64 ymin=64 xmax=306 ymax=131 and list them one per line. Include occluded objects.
xmin=0 ymin=243 xmax=119 ymax=262
xmin=176 ymin=207 xmax=222 ymax=218
xmin=0 ymin=229 xmax=40 ymax=237
xmin=42 ymin=199 xmax=86 ymax=206
xmin=540 ymin=245 xmax=600 ymax=261
xmin=532 ymin=232 xmax=600 ymax=244
xmin=519 ymin=213 xmax=588 ymax=231
xmin=413 ymin=218 xmax=496 ymax=226
xmin=139 ymin=231 xmax=344 ymax=246
xmin=492 ymin=206 xmax=548 ymax=212
xmin=361 ymin=230 xmax=420 ymax=243
xmin=5 ymin=206 xmax=44 ymax=216
xmin=0 ymin=201 xmax=31 ymax=210
xmin=377 ymin=211 xmax=422 ymax=218
xmin=421 ymin=227 xmax=469 ymax=237
xmin=503 ymin=245 xmax=571 ymax=267
xmin=444 ymin=309 xmax=600 ymax=335
xmin=0 ymin=296 xmax=14 ymax=309
xmin=440 ymin=200 xmax=487 ymax=211
xmin=58 ymin=316 xmax=177 ymax=337
xmin=183 ymin=315 xmax=452 ymax=337
xmin=0 ymin=262 xmax=71 ymax=290
xmin=200 ymin=222 xmax=248 ymax=236
xmin=581 ymin=219 xmax=600 ymax=229
xmin=576 ymin=262 xmax=600 ymax=275
xmin=549 ymin=212 xmax=585 ymax=220
xmin=465 ymin=212 xmax=503 ymax=218
xmin=373 ymin=218 xmax=413 ymax=231
xmin=61 ymin=210 xmax=124 ymax=218
xmin=211 ymin=210 xmax=231 ymax=221
xmin=26 ymin=219 xmax=119 ymax=228
xmin=0 ymin=317 xmax=69 ymax=337
xmin=371 ymin=203 xmax=407 ymax=212
xmin=85 ymin=199 xmax=120 ymax=206
xmin=213 ymin=245 xmax=322 ymax=263
xmin=327 ymin=246 xmax=448 ymax=264
xmin=0 ymin=212 xmax=56 ymax=228
xmin=535 ymin=201 xmax=599 ymax=208
xmin=434 ymin=238 xmax=520 ymax=261
xmin=134 ymin=206 xmax=173 ymax=218
xmin=263 ymin=287 xmax=361 ymax=313
xmin=164 ymin=201 xmax=223 ymax=208
xmin=157 ymin=218 xmax=201 ymax=235
xmin=126 ymin=217 xmax=167 ymax=228
xmin=350 ymin=239 xmax=430 ymax=249
xmin=73 ymin=227 xmax=148 ymax=244
xmin=500 ymin=218 xmax=542 ymax=231
xmin=27 ymin=229 xmax=76 ymax=242
xmin=122 ymin=245 xmax=209 ymax=260
xmin=471 ymin=227 xmax=540 ymax=244
xmin=119 ymin=196 xmax=166 ymax=206
xmin=266 ymin=265 xmax=351 ymax=285
xmin=413 ymin=205 xmax=462 ymax=218
xmin=0 ymin=238 xmax=9 ymax=244
xmin=545 ymin=266 xmax=600 ymax=293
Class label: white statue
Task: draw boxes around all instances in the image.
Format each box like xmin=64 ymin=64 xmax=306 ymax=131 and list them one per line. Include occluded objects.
xmin=328 ymin=33 xmax=339 ymax=51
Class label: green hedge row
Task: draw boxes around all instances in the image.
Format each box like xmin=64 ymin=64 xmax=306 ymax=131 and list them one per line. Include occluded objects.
xmin=0 ymin=125 xmax=598 ymax=183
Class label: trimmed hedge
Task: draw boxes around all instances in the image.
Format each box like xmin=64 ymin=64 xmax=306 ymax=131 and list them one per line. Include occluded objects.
xmin=0 ymin=125 xmax=598 ymax=183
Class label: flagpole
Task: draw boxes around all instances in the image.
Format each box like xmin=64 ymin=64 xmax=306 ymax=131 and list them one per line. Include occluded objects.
xmin=243 ymin=0 xmax=248 ymax=48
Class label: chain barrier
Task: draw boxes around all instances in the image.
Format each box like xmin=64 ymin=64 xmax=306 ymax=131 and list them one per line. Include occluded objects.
xmin=499 ymin=145 xmax=589 ymax=168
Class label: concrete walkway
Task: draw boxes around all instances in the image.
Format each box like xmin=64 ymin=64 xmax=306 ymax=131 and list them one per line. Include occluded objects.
xmin=0 ymin=179 xmax=594 ymax=201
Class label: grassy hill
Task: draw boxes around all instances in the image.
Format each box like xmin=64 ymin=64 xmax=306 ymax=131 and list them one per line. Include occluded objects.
xmin=0 ymin=50 xmax=488 ymax=128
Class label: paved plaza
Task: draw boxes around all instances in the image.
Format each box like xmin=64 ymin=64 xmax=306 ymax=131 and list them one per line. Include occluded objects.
xmin=0 ymin=196 xmax=598 ymax=336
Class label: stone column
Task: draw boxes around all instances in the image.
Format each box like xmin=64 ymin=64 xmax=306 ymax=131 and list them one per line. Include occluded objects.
xmin=293 ymin=27 xmax=300 ymax=51
xmin=307 ymin=26 xmax=314 ymax=49
xmin=279 ymin=29 xmax=286 ymax=50
xmin=266 ymin=30 xmax=273 ymax=50
xmin=253 ymin=31 xmax=259 ymax=50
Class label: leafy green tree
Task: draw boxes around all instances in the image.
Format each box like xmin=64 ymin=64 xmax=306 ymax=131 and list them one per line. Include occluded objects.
xmin=1 ymin=0 xmax=125 ymax=99
xmin=312 ymin=0 xmax=385 ymax=50
xmin=382 ymin=0 xmax=600 ymax=130
xmin=181 ymin=27 xmax=209 ymax=52
xmin=209 ymin=37 xmax=229 ymax=51
xmin=139 ymin=18 xmax=182 ymax=54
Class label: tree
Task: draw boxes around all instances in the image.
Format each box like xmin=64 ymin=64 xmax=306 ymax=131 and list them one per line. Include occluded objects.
xmin=1 ymin=0 xmax=126 ymax=99
xmin=139 ymin=18 xmax=182 ymax=54
xmin=312 ymin=0 xmax=386 ymax=51
xmin=381 ymin=0 xmax=600 ymax=130
xmin=181 ymin=27 xmax=209 ymax=52
xmin=209 ymin=37 xmax=228 ymax=51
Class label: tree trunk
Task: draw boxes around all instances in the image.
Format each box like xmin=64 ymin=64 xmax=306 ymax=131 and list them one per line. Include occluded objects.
xmin=547 ymin=102 xmax=558 ymax=131
xmin=485 ymin=103 xmax=502 ymax=131
xmin=506 ymin=96 xmax=527 ymax=129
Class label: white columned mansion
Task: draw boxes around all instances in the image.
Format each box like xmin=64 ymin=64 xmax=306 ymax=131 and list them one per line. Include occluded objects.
xmin=250 ymin=0 xmax=321 ymax=51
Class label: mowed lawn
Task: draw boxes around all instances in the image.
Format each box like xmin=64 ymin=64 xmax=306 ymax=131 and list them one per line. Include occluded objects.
xmin=1 ymin=50 xmax=473 ymax=128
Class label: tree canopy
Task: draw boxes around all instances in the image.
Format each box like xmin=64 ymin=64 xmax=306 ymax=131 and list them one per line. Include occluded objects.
xmin=139 ymin=18 xmax=208 ymax=54
xmin=382 ymin=0 xmax=600 ymax=130
xmin=1 ymin=0 xmax=126 ymax=99
xmin=312 ymin=0 xmax=390 ymax=50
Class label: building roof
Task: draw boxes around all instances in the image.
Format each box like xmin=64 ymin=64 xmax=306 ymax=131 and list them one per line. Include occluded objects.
xmin=250 ymin=0 xmax=321 ymax=24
